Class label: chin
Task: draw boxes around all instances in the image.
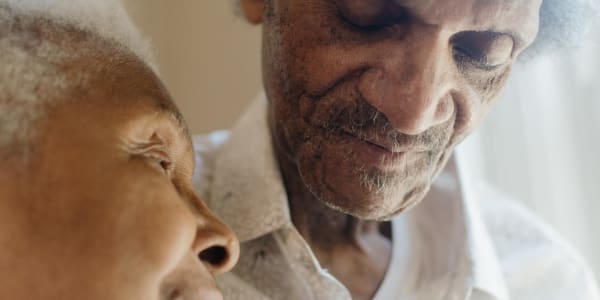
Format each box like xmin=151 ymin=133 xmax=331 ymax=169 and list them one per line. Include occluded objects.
xmin=301 ymin=168 xmax=431 ymax=221
xmin=322 ymin=196 xmax=400 ymax=221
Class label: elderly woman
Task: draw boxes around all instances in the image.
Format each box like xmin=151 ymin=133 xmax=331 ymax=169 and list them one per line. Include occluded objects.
xmin=0 ymin=1 xmax=238 ymax=299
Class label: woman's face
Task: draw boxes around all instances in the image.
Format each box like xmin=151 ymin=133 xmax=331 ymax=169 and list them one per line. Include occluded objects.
xmin=0 ymin=56 xmax=239 ymax=300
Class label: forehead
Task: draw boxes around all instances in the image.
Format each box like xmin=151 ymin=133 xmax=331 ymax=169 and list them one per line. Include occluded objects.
xmin=58 ymin=46 xmax=191 ymax=146
xmin=396 ymin=0 xmax=542 ymax=43
xmin=108 ymin=78 xmax=190 ymax=146
xmin=92 ymin=51 xmax=189 ymax=138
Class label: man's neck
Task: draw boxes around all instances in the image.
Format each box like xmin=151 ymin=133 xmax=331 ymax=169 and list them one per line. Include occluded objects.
xmin=275 ymin=145 xmax=392 ymax=300
xmin=286 ymin=173 xmax=386 ymax=250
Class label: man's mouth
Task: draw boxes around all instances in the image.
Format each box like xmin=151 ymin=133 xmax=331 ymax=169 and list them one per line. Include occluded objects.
xmin=339 ymin=127 xmax=430 ymax=154
xmin=336 ymin=129 xmax=414 ymax=169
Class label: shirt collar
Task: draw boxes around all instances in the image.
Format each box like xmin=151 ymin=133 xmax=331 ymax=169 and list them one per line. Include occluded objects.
xmin=454 ymin=149 xmax=510 ymax=300
xmin=209 ymin=95 xmax=508 ymax=300
xmin=210 ymin=95 xmax=291 ymax=242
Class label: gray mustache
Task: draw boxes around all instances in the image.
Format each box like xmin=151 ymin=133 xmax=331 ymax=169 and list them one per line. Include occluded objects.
xmin=304 ymin=92 xmax=453 ymax=152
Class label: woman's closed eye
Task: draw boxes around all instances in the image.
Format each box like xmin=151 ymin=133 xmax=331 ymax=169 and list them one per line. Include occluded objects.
xmin=145 ymin=152 xmax=174 ymax=176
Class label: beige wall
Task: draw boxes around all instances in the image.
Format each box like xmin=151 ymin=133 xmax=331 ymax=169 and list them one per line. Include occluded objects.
xmin=122 ymin=0 xmax=262 ymax=134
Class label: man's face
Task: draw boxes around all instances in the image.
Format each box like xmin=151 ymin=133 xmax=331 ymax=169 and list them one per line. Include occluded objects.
xmin=249 ymin=0 xmax=541 ymax=219
xmin=0 ymin=55 xmax=239 ymax=300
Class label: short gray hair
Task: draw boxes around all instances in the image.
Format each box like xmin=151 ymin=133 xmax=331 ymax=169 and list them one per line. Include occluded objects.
xmin=0 ymin=0 xmax=154 ymax=162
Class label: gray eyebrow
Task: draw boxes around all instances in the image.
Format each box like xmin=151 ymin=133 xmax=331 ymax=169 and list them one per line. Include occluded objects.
xmin=166 ymin=108 xmax=191 ymax=138
xmin=152 ymin=98 xmax=191 ymax=139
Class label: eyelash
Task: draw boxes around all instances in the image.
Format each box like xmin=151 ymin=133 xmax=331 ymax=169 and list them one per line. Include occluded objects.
xmin=452 ymin=47 xmax=494 ymax=70
xmin=339 ymin=15 xmax=402 ymax=37
xmin=146 ymin=153 xmax=174 ymax=176
xmin=451 ymin=32 xmax=515 ymax=72
xmin=454 ymin=49 xmax=511 ymax=75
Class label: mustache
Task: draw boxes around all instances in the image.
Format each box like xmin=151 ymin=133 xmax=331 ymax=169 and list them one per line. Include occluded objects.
xmin=303 ymin=87 xmax=453 ymax=152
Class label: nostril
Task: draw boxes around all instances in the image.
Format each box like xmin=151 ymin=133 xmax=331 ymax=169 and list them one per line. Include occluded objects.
xmin=199 ymin=246 xmax=229 ymax=268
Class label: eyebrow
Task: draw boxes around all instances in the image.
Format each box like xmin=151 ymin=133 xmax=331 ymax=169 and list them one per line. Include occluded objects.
xmin=152 ymin=97 xmax=191 ymax=139
xmin=165 ymin=108 xmax=191 ymax=138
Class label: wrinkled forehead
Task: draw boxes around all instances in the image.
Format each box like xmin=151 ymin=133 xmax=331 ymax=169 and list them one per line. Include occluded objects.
xmin=45 ymin=25 xmax=190 ymax=144
xmin=87 ymin=49 xmax=191 ymax=141
xmin=395 ymin=0 xmax=542 ymax=43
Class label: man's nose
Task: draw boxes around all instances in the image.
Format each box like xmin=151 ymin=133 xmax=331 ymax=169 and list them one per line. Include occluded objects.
xmin=192 ymin=201 xmax=240 ymax=275
xmin=359 ymin=28 xmax=456 ymax=135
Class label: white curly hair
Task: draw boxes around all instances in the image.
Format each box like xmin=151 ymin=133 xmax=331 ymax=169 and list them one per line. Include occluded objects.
xmin=0 ymin=0 xmax=154 ymax=162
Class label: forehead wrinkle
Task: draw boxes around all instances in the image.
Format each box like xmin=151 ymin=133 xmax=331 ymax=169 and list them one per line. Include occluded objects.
xmin=113 ymin=58 xmax=191 ymax=143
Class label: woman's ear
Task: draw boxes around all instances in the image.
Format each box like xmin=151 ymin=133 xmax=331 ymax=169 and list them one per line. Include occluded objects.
xmin=240 ymin=0 xmax=264 ymax=24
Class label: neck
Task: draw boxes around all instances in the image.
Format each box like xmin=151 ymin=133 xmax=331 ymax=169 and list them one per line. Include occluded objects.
xmin=275 ymin=145 xmax=388 ymax=252
xmin=272 ymin=131 xmax=393 ymax=300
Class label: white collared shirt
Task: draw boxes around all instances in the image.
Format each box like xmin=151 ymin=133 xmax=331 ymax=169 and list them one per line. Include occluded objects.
xmin=193 ymin=97 xmax=599 ymax=300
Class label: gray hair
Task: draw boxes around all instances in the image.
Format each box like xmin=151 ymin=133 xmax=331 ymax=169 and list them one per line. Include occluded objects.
xmin=0 ymin=0 xmax=154 ymax=162
xmin=524 ymin=0 xmax=600 ymax=59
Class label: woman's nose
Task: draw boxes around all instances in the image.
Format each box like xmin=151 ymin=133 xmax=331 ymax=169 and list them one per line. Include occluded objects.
xmin=192 ymin=208 xmax=240 ymax=275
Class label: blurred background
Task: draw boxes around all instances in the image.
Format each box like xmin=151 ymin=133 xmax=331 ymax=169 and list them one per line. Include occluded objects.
xmin=122 ymin=0 xmax=262 ymax=134
xmin=122 ymin=1 xmax=600 ymax=281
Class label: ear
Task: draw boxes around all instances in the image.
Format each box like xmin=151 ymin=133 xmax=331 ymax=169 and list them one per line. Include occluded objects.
xmin=240 ymin=0 xmax=265 ymax=24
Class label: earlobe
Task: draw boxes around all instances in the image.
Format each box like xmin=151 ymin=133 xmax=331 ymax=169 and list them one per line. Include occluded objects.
xmin=240 ymin=0 xmax=264 ymax=24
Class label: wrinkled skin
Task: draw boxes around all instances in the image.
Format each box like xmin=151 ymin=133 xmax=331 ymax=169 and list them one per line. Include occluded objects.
xmin=0 ymin=42 xmax=239 ymax=300
xmin=241 ymin=0 xmax=541 ymax=299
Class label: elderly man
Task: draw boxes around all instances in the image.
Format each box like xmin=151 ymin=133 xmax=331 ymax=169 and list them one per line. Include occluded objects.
xmin=193 ymin=0 xmax=600 ymax=299
xmin=0 ymin=1 xmax=238 ymax=299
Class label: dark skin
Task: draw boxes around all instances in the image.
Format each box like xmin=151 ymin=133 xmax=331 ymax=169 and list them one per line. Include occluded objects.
xmin=280 ymin=154 xmax=393 ymax=298
xmin=241 ymin=0 xmax=542 ymax=299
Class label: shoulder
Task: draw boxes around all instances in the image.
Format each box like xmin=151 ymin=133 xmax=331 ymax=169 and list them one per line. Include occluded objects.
xmin=475 ymin=183 xmax=600 ymax=300
xmin=192 ymin=130 xmax=231 ymax=156
xmin=191 ymin=130 xmax=231 ymax=201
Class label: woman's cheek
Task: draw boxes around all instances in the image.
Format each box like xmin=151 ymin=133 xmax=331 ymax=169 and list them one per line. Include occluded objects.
xmin=121 ymin=187 xmax=198 ymax=279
